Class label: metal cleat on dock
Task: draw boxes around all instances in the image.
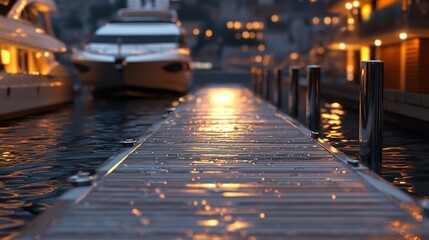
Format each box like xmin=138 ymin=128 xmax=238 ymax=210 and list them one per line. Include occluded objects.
xmin=346 ymin=157 xmax=359 ymax=167
xmin=310 ymin=131 xmax=319 ymax=139
xmin=68 ymin=172 xmax=94 ymax=187
xmin=166 ymin=107 xmax=176 ymax=114
xmin=120 ymin=138 xmax=137 ymax=147
xmin=420 ymin=199 xmax=429 ymax=217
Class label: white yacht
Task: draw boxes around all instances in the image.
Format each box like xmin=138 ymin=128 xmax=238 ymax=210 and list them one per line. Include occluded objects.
xmin=0 ymin=0 xmax=73 ymax=119
xmin=72 ymin=1 xmax=192 ymax=97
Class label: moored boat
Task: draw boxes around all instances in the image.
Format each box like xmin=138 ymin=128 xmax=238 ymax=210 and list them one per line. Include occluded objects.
xmin=0 ymin=0 xmax=74 ymax=119
xmin=72 ymin=1 xmax=192 ymax=97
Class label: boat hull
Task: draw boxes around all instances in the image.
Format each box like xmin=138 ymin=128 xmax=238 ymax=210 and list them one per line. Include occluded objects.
xmin=0 ymin=71 xmax=74 ymax=119
xmin=73 ymin=53 xmax=192 ymax=97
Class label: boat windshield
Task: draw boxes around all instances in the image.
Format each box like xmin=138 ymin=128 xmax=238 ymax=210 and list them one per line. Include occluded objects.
xmin=90 ymin=35 xmax=180 ymax=44
xmin=0 ymin=0 xmax=17 ymax=16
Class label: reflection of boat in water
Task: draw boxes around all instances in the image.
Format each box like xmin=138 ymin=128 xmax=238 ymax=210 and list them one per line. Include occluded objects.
xmin=0 ymin=0 xmax=73 ymax=119
xmin=72 ymin=1 xmax=192 ymax=97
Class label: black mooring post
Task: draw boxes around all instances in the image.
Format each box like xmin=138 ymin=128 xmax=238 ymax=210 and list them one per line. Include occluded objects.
xmin=359 ymin=60 xmax=384 ymax=174
xmin=251 ymin=67 xmax=257 ymax=94
xmin=258 ymin=69 xmax=264 ymax=98
xmin=306 ymin=65 xmax=321 ymax=134
xmin=264 ymin=69 xmax=270 ymax=102
xmin=288 ymin=66 xmax=299 ymax=118
xmin=275 ymin=68 xmax=283 ymax=109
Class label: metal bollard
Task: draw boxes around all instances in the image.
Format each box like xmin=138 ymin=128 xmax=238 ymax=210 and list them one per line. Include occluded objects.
xmin=264 ymin=69 xmax=271 ymax=102
xmin=251 ymin=67 xmax=257 ymax=94
xmin=275 ymin=68 xmax=283 ymax=109
xmin=306 ymin=65 xmax=321 ymax=133
xmin=359 ymin=60 xmax=384 ymax=173
xmin=258 ymin=69 xmax=264 ymax=98
xmin=288 ymin=66 xmax=299 ymax=118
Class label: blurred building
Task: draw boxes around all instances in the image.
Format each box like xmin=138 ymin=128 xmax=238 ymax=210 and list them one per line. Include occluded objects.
xmin=327 ymin=0 xmax=429 ymax=93
xmin=54 ymin=0 xmax=116 ymax=44
xmin=54 ymin=0 xmax=334 ymax=72
xmin=177 ymin=0 xmax=329 ymax=71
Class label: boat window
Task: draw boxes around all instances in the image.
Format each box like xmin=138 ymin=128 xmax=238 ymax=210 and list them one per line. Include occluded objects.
xmin=18 ymin=49 xmax=29 ymax=73
xmin=2 ymin=48 xmax=52 ymax=75
xmin=35 ymin=52 xmax=52 ymax=75
xmin=0 ymin=45 xmax=44 ymax=75
xmin=28 ymin=52 xmax=42 ymax=75
xmin=90 ymin=35 xmax=180 ymax=44
xmin=1 ymin=45 xmax=17 ymax=73
xmin=21 ymin=4 xmax=43 ymax=27
xmin=0 ymin=0 xmax=17 ymax=16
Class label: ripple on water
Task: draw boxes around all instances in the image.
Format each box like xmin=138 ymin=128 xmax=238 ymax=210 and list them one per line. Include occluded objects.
xmin=320 ymin=101 xmax=429 ymax=198
xmin=0 ymin=96 xmax=173 ymax=238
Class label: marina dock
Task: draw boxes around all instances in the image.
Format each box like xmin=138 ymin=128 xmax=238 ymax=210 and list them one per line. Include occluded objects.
xmin=20 ymin=86 xmax=429 ymax=239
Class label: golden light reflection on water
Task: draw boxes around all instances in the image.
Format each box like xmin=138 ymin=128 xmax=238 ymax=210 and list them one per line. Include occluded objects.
xmin=321 ymin=102 xmax=345 ymax=140
xmin=320 ymin=100 xmax=429 ymax=196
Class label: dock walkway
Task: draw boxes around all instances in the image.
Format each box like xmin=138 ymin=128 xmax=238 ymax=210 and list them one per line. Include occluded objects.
xmin=21 ymin=86 xmax=429 ymax=239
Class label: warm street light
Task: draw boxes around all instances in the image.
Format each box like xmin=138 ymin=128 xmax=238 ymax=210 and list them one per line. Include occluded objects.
xmin=324 ymin=17 xmax=331 ymax=25
xmin=205 ymin=29 xmax=213 ymax=38
xmin=399 ymin=32 xmax=408 ymax=40
xmin=271 ymin=14 xmax=279 ymax=23
xmin=374 ymin=39 xmax=382 ymax=46
xmin=234 ymin=21 xmax=242 ymax=29
xmin=339 ymin=43 xmax=346 ymax=50
xmin=242 ymin=31 xmax=250 ymax=39
xmin=312 ymin=17 xmax=320 ymax=25
xmin=345 ymin=2 xmax=353 ymax=10
xmin=289 ymin=52 xmax=299 ymax=60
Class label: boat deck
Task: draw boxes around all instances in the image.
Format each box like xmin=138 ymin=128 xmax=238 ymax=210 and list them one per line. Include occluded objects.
xmin=20 ymin=86 xmax=429 ymax=239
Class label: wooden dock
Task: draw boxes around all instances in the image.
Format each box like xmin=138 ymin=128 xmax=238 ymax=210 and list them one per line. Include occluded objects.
xmin=21 ymin=86 xmax=429 ymax=239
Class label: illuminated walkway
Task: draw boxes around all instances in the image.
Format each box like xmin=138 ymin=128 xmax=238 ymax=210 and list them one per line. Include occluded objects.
xmin=22 ymin=86 xmax=429 ymax=239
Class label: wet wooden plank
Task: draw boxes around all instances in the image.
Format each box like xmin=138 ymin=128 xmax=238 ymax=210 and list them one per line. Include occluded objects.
xmin=21 ymin=86 xmax=429 ymax=239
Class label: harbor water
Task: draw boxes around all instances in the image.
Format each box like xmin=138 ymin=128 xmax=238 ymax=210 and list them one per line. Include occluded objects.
xmin=0 ymin=95 xmax=174 ymax=238
xmin=319 ymin=101 xmax=429 ymax=198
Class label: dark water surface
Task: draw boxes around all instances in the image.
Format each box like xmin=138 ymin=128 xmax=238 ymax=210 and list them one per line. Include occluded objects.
xmin=0 ymin=95 xmax=174 ymax=238
xmin=319 ymin=101 xmax=429 ymax=199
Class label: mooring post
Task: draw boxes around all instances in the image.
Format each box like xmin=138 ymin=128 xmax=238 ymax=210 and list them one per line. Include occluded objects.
xmin=288 ymin=66 xmax=299 ymax=118
xmin=251 ymin=67 xmax=257 ymax=94
xmin=275 ymin=67 xmax=283 ymax=109
xmin=258 ymin=69 xmax=264 ymax=97
xmin=306 ymin=65 xmax=321 ymax=134
xmin=264 ymin=69 xmax=271 ymax=102
xmin=359 ymin=60 xmax=384 ymax=173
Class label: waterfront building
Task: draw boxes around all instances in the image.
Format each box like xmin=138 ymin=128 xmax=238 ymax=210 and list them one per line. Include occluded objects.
xmin=55 ymin=0 xmax=116 ymax=44
xmin=327 ymin=0 xmax=429 ymax=93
